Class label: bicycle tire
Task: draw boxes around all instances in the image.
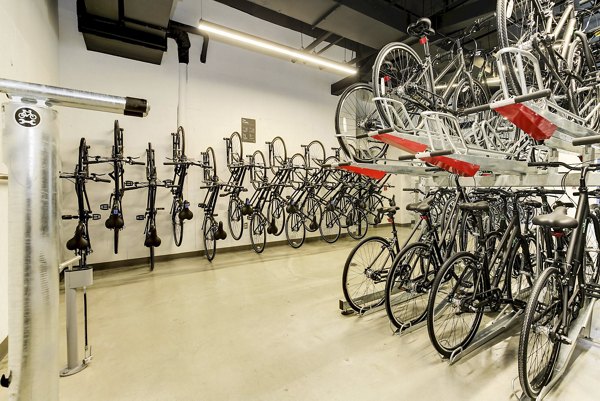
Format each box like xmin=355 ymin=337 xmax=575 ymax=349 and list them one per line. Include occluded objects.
xmin=372 ymin=42 xmax=432 ymax=130
xmin=319 ymin=210 xmax=341 ymax=243
xmin=227 ymin=131 xmax=243 ymax=170
xmin=346 ymin=208 xmax=368 ymax=240
xmin=203 ymin=216 xmax=217 ymax=261
xmin=269 ymin=136 xmax=287 ymax=174
xmin=303 ymin=197 xmax=322 ymax=233
xmin=267 ymin=197 xmax=285 ymax=237
xmin=290 ymin=153 xmax=307 ymax=185
xmin=427 ymin=251 xmax=484 ymax=358
xmin=285 ymin=211 xmax=305 ymax=248
xmin=306 ymin=140 xmax=326 ymax=168
xmin=343 ymin=236 xmax=394 ymax=313
xmin=227 ymin=197 xmax=244 ymax=240
xmin=496 ymin=0 xmax=549 ymax=95
xmin=385 ymin=242 xmax=436 ymax=329
xmin=585 ymin=213 xmax=600 ymax=285
xmin=250 ymin=213 xmax=266 ymax=253
xmin=251 ymin=150 xmax=267 ymax=190
xmin=204 ymin=147 xmax=217 ymax=181
xmin=518 ymin=266 xmax=562 ymax=399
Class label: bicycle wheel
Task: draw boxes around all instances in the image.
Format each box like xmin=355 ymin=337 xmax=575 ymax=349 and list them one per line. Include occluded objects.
xmin=497 ymin=0 xmax=549 ymax=94
xmin=372 ymin=42 xmax=432 ymax=130
xmin=267 ymin=197 xmax=285 ymax=237
xmin=285 ymin=211 xmax=305 ymax=248
xmin=343 ymin=236 xmax=394 ymax=313
xmin=227 ymin=131 xmax=243 ymax=170
xmin=251 ymin=150 xmax=267 ymax=190
xmin=227 ymin=197 xmax=244 ymax=240
xmin=568 ymin=37 xmax=600 ymax=130
xmin=452 ymin=79 xmax=489 ymax=148
xmin=306 ymin=140 xmax=326 ymax=168
xmin=584 ymin=213 xmax=600 ymax=284
xmin=347 ymin=208 xmax=368 ymax=240
xmin=250 ymin=213 xmax=266 ymax=253
xmin=319 ymin=210 xmax=341 ymax=243
xmin=269 ymin=136 xmax=287 ymax=174
xmin=427 ymin=251 xmax=484 ymax=358
xmin=303 ymin=197 xmax=322 ymax=232
xmin=518 ymin=267 xmax=562 ymax=399
xmin=203 ymin=216 xmax=217 ymax=261
xmin=385 ymin=242 xmax=436 ymax=329
xmin=78 ymin=137 xmax=89 ymax=176
xmin=172 ymin=208 xmax=184 ymax=247
xmin=506 ymin=235 xmax=537 ymax=304
xmin=290 ymin=153 xmax=307 ymax=184
xmin=366 ymin=195 xmax=384 ymax=226
xmin=204 ymin=147 xmax=217 ymax=181
xmin=335 ymin=83 xmax=387 ymax=163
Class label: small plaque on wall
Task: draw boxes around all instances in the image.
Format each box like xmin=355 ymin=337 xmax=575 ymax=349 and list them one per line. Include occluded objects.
xmin=241 ymin=118 xmax=256 ymax=143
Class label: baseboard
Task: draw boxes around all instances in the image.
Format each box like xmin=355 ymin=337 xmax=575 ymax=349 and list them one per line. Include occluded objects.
xmin=0 ymin=336 xmax=7 ymax=361
xmin=89 ymin=223 xmax=409 ymax=271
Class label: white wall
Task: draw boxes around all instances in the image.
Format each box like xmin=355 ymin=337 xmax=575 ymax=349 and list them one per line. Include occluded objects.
xmin=0 ymin=0 xmax=59 ymax=343
xmin=57 ymin=0 xmax=410 ymax=266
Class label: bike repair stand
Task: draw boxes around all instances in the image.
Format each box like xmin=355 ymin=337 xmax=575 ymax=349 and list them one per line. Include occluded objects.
xmin=514 ymin=298 xmax=599 ymax=401
xmin=59 ymin=255 xmax=94 ymax=376
xmin=447 ymin=304 xmax=525 ymax=365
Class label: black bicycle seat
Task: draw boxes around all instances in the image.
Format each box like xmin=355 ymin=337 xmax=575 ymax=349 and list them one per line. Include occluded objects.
xmin=406 ymin=196 xmax=435 ymax=213
xmin=532 ymin=206 xmax=578 ymax=229
xmin=179 ymin=207 xmax=193 ymax=221
xmin=407 ymin=17 xmax=436 ymax=38
xmin=144 ymin=227 xmax=162 ymax=247
xmin=459 ymin=201 xmax=489 ymax=212
xmin=105 ymin=213 xmax=124 ymax=229
xmin=523 ymin=200 xmax=542 ymax=208
xmin=378 ymin=206 xmax=400 ymax=214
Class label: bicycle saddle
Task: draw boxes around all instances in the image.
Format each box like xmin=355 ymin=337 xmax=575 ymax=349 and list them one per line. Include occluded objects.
xmin=66 ymin=222 xmax=89 ymax=251
xmin=179 ymin=207 xmax=194 ymax=221
xmin=215 ymin=221 xmax=227 ymax=240
xmin=266 ymin=218 xmax=278 ymax=235
xmin=105 ymin=212 xmax=125 ymax=229
xmin=378 ymin=206 xmax=400 ymax=215
xmin=459 ymin=201 xmax=490 ymax=212
xmin=406 ymin=196 xmax=435 ymax=213
xmin=144 ymin=227 xmax=162 ymax=247
xmin=407 ymin=17 xmax=436 ymax=38
xmin=532 ymin=206 xmax=578 ymax=229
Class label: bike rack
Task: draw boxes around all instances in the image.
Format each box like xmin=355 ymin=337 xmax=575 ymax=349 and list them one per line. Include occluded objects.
xmin=59 ymin=255 xmax=93 ymax=377
xmin=446 ymin=305 xmax=525 ymax=365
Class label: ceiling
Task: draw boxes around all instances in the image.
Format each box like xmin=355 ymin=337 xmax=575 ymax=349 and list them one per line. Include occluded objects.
xmin=76 ymin=0 xmax=499 ymax=93
xmin=213 ymin=0 xmax=498 ymax=93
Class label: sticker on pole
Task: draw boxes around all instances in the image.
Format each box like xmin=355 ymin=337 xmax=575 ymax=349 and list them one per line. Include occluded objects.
xmin=15 ymin=108 xmax=41 ymax=127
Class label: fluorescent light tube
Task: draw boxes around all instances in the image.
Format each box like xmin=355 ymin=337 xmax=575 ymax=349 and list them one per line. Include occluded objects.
xmin=198 ymin=20 xmax=357 ymax=75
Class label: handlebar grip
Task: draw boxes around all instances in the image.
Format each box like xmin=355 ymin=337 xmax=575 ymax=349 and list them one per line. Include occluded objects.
xmin=572 ymin=135 xmax=600 ymax=146
xmin=95 ymin=177 xmax=111 ymax=183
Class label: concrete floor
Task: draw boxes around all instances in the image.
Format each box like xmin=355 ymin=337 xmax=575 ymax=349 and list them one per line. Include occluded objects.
xmin=1 ymin=227 xmax=600 ymax=400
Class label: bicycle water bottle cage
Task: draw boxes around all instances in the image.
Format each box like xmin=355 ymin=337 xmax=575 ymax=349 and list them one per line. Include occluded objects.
xmin=144 ymin=227 xmax=162 ymax=247
xmin=215 ymin=221 xmax=228 ymax=240
xmin=105 ymin=211 xmax=124 ymax=229
xmin=179 ymin=207 xmax=194 ymax=221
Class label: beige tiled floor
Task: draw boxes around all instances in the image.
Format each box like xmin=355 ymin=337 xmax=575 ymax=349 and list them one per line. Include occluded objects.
xmin=1 ymin=227 xmax=599 ymax=400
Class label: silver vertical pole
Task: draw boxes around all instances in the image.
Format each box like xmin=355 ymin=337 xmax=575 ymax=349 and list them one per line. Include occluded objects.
xmin=3 ymin=101 xmax=60 ymax=401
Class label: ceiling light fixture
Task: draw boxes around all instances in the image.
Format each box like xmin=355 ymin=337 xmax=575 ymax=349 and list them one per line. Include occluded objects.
xmin=198 ymin=20 xmax=357 ymax=76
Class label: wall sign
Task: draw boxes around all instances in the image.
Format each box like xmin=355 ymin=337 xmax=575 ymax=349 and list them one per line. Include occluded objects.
xmin=241 ymin=118 xmax=256 ymax=143
xmin=15 ymin=108 xmax=41 ymax=127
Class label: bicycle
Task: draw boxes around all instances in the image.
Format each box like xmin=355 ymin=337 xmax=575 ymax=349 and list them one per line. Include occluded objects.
xmin=224 ymin=132 xmax=250 ymax=240
xmin=518 ymin=148 xmax=600 ymax=399
xmin=93 ymin=120 xmax=144 ymax=254
xmin=61 ymin=138 xmax=110 ymax=267
xmin=124 ymin=143 xmax=167 ymax=271
xmin=164 ymin=127 xmax=199 ymax=247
